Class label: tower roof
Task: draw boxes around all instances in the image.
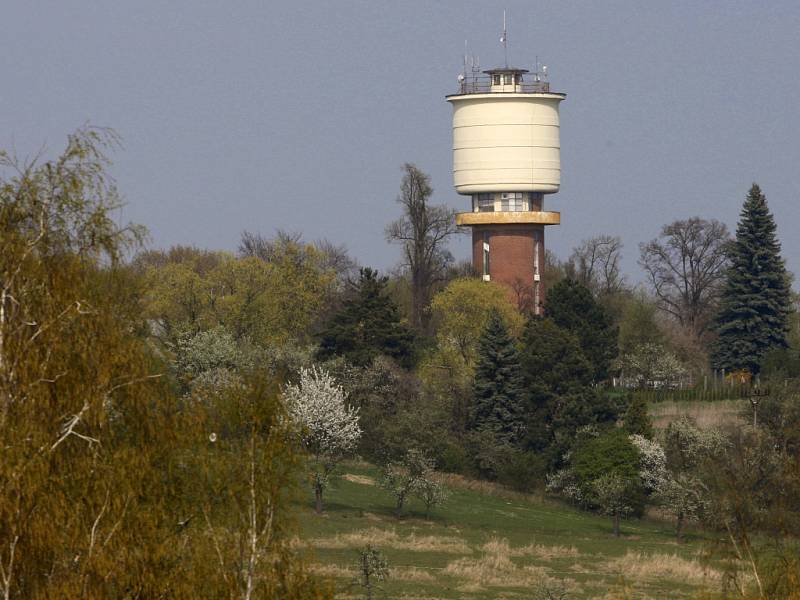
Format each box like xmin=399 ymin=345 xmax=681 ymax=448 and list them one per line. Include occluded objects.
xmin=483 ymin=67 xmax=529 ymax=75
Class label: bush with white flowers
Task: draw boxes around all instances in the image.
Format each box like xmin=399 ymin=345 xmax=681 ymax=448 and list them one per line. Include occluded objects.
xmin=284 ymin=366 xmax=360 ymax=513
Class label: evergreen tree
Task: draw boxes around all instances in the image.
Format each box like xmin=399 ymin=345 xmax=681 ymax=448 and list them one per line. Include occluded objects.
xmin=317 ymin=268 xmax=416 ymax=368
xmin=471 ymin=310 xmax=525 ymax=443
xmin=519 ymin=318 xmax=623 ymax=464
xmin=711 ymin=184 xmax=792 ymax=374
xmin=624 ymin=395 xmax=654 ymax=439
xmin=546 ymin=278 xmax=619 ymax=381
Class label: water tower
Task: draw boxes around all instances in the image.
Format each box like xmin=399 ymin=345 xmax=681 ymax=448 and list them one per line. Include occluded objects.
xmin=447 ymin=48 xmax=565 ymax=314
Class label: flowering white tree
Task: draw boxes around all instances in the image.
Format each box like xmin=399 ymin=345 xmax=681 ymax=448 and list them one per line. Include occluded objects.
xmin=629 ymin=434 xmax=668 ymax=495
xmin=658 ymin=417 xmax=727 ymax=542
xmin=616 ymin=343 xmax=687 ymax=388
xmin=284 ymin=366 xmax=360 ymax=513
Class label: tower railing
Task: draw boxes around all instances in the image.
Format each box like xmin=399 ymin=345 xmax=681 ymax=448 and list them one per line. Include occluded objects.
xmin=455 ymin=75 xmax=551 ymax=95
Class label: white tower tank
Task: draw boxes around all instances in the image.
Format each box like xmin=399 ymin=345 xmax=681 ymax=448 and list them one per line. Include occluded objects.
xmin=448 ymin=68 xmax=565 ymax=195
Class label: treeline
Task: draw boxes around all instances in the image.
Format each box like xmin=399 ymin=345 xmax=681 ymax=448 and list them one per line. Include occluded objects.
xmin=2 ymin=130 xmax=799 ymax=598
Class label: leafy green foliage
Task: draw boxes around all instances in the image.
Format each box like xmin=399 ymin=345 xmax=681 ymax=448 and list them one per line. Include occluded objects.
xmin=617 ymin=292 xmax=664 ymax=354
xmin=711 ymin=184 xmax=792 ymax=374
xmin=317 ymin=268 xmax=416 ymax=368
xmin=0 ymin=129 xmax=329 ymax=598
xmin=428 ymin=277 xmax=524 ymax=369
xmin=141 ymin=239 xmax=335 ymax=349
xmin=569 ymin=429 xmax=645 ymax=515
xmin=546 ymin=279 xmax=619 ymax=381
xmin=519 ymin=318 xmax=623 ymax=464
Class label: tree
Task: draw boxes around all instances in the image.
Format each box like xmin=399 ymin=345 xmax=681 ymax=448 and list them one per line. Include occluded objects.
xmin=592 ymin=473 xmax=635 ymax=537
xmin=187 ymin=376 xmax=330 ymax=599
xmin=142 ymin=241 xmax=335 ymax=348
xmin=471 ymin=310 xmax=525 ymax=443
xmin=316 ymin=268 xmax=416 ymax=368
xmin=0 ymin=128 xmax=165 ymax=597
xmin=519 ymin=318 xmax=625 ymax=467
xmin=569 ymin=429 xmax=645 ymax=515
xmin=0 ymin=129 xmax=329 ymax=598
xmin=429 ymin=278 xmax=524 ymax=369
xmin=639 ymin=217 xmax=730 ymax=335
xmin=548 ymin=429 xmax=645 ymax=532
xmin=546 ymin=279 xmax=618 ymax=382
xmin=414 ymin=473 xmax=450 ymax=520
xmin=617 ymin=291 xmax=664 ymax=355
xmin=615 ymin=343 xmax=687 ymax=389
xmin=659 ymin=417 xmax=726 ymax=542
xmin=520 ymin=318 xmax=595 ymax=458
xmin=567 ymin=235 xmax=625 ymax=296
xmin=623 ymin=396 xmax=654 ymax=439
xmin=283 ymin=366 xmax=361 ymax=513
xmin=379 ymin=449 xmax=435 ymax=517
xmin=353 ymin=545 xmax=389 ymax=600
xmin=711 ymin=184 xmax=792 ymax=374
xmin=385 ymin=163 xmax=460 ymax=333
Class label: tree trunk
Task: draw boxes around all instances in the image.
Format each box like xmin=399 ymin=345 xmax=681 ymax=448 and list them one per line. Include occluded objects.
xmin=315 ymin=484 xmax=323 ymax=514
xmin=613 ymin=513 xmax=620 ymax=537
xmin=676 ymin=512 xmax=684 ymax=544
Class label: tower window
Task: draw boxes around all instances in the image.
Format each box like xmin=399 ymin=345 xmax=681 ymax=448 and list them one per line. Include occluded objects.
xmin=492 ymin=74 xmax=501 ymax=85
xmin=500 ymin=192 xmax=524 ymax=211
xmin=482 ymin=232 xmax=490 ymax=280
xmin=473 ymin=193 xmax=494 ymax=212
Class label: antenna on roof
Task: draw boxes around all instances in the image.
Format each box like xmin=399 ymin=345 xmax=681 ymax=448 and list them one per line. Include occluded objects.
xmin=500 ymin=9 xmax=508 ymax=68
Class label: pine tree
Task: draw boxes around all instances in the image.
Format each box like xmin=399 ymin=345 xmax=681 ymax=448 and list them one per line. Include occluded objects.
xmin=711 ymin=184 xmax=791 ymax=374
xmin=624 ymin=395 xmax=654 ymax=439
xmin=317 ymin=268 xmax=416 ymax=368
xmin=546 ymin=278 xmax=619 ymax=382
xmin=471 ymin=310 xmax=524 ymax=443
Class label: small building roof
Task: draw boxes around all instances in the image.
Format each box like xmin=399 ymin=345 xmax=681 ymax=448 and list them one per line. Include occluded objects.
xmin=483 ymin=67 xmax=529 ymax=75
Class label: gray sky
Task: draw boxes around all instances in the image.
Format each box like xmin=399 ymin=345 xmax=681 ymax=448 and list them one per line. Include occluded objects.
xmin=3 ymin=1 xmax=799 ymax=283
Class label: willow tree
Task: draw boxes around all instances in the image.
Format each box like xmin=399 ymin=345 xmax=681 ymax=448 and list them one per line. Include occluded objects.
xmin=0 ymin=128 xmax=169 ymax=597
xmin=0 ymin=129 xmax=328 ymax=598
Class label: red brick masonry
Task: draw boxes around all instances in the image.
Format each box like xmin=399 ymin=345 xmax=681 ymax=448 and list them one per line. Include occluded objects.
xmin=471 ymin=225 xmax=546 ymax=311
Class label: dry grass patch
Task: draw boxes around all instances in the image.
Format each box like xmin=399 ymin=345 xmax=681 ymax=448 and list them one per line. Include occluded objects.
xmin=444 ymin=541 xmax=577 ymax=591
xmin=650 ymin=399 xmax=746 ymax=429
xmin=605 ymin=550 xmax=721 ymax=586
xmin=393 ymin=567 xmax=437 ymax=583
xmin=306 ymin=527 xmax=470 ymax=554
xmin=481 ymin=537 xmax=579 ymax=560
xmin=309 ymin=563 xmax=355 ymax=579
xmin=341 ymin=473 xmax=375 ymax=486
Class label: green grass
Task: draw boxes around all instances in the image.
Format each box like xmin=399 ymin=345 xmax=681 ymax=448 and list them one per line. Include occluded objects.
xmin=295 ymin=462 xmax=719 ymax=599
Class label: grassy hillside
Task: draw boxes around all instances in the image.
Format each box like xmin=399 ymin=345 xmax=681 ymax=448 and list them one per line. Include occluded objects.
xmin=295 ymin=462 xmax=721 ymax=599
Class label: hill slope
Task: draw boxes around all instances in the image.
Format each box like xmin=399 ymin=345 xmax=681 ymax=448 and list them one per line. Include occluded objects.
xmin=296 ymin=462 xmax=719 ymax=599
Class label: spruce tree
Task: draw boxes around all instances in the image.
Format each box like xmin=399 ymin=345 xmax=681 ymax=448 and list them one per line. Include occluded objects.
xmin=471 ymin=310 xmax=524 ymax=443
xmin=317 ymin=268 xmax=416 ymax=368
xmin=711 ymin=184 xmax=791 ymax=374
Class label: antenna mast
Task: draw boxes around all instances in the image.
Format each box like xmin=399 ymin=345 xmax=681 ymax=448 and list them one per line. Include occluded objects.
xmin=501 ymin=9 xmax=508 ymax=67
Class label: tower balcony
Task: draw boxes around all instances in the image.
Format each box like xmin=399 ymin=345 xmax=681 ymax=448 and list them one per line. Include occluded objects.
xmin=455 ymin=211 xmax=560 ymax=227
